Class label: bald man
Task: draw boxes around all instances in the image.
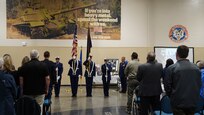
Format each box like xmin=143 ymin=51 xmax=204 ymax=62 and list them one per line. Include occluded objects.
xmin=136 ymin=52 xmax=163 ymax=115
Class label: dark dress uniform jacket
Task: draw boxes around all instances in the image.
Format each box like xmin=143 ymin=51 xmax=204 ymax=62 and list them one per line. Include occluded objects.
xmin=83 ymin=60 xmax=96 ymax=77
xmin=0 ymin=71 xmax=17 ymax=115
xmin=137 ymin=61 xmax=163 ymax=96
xmin=101 ymin=63 xmax=112 ymax=81
xmin=119 ymin=61 xmax=128 ymax=78
xmin=42 ymin=59 xmax=56 ymax=84
xmin=165 ymin=59 xmax=201 ymax=109
xmin=56 ymin=62 xmax=63 ymax=77
xmin=68 ymin=59 xmax=82 ymax=77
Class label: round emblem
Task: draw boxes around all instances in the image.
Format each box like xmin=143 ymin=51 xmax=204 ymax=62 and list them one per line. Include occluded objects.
xmin=169 ymin=25 xmax=188 ymax=42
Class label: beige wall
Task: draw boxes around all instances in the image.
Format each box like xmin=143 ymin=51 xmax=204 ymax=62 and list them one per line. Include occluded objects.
xmin=1 ymin=46 xmax=204 ymax=85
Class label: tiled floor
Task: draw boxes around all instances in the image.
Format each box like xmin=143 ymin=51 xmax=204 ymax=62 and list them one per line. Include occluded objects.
xmin=51 ymin=86 xmax=129 ymax=115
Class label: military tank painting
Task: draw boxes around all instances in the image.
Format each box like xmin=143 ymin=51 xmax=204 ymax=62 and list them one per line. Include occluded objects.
xmin=7 ymin=0 xmax=121 ymax=40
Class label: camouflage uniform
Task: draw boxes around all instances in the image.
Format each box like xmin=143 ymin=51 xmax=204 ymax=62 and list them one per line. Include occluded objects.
xmin=124 ymin=59 xmax=140 ymax=112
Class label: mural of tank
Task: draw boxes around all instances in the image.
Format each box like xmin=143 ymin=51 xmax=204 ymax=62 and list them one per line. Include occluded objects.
xmin=12 ymin=3 xmax=96 ymax=39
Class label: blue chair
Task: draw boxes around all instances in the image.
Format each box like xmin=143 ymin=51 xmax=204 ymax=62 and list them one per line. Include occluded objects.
xmin=132 ymin=96 xmax=140 ymax=115
xmin=194 ymin=96 xmax=204 ymax=115
xmin=43 ymin=99 xmax=52 ymax=115
xmin=160 ymin=95 xmax=173 ymax=115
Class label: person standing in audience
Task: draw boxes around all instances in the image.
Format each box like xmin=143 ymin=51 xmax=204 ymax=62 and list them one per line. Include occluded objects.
xmin=83 ymin=54 xmax=96 ymax=97
xmin=119 ymin=56 xmax=128 ymax=93
xmin=165 ymin=45 xmax=201 ymax=115
xmin=163 ymin=58 xmax=174 ymax=82
xmin=3 ymin=54 xmax=18 ymax=85
xmin=197 ymin=61 xmax=204 ymax=99
xmin=101 ymin=58 xmax=112 ymax=97
xmin=137 ymin=52 xmax=163 ymax=115
xmin=19 ymin=49 xmax=50 ymax=107
xmin=42 ymin=51 xmax=57 ymax=100
xmin=68 ymin=54 xmax=82 ymax=97
xmin=124 ymin=52 xmax=140 ymax=114
xmin=0 ymin=58 xmax=17 ymax=115
xmin=16 ymin=56 xmax=30 ymax=99
xmin=54 ymin=56 xmax=63 ymax=97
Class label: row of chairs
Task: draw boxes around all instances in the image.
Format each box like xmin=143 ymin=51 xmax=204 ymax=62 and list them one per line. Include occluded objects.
xmin=133 ymin=94 xmax=204 ymax=115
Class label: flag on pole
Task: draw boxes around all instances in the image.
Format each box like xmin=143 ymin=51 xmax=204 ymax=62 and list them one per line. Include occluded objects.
xmin=86 ymin=27 xmax=92 ymax=59
xmin=80 ymin=46 xmax=83 ymax=65
xmin=71 ymin=24 xmax=78 ymax=57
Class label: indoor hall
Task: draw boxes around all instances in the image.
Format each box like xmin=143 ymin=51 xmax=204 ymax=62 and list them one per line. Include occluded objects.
xmin=1 ymin=0 xmax=204 ymax=115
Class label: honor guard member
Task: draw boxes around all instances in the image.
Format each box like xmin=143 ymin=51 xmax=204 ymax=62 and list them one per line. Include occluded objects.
xmin=42 ymin=51 xmax=57 ymax=100
xmin=119 ymin=57 xmax=128 ymax=93
xmin=101 ymin=58 xmax=112 ymax=97
xmin=83 ymin=54 xmax=96 ymax=97
xmin=68 ymin=55 xmax=82 ymax=97
xmin=54 ymin=56 xmax=63 ymax=97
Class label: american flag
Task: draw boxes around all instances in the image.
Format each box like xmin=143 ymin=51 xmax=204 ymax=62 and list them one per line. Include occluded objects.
xmin=72 ymin=24 xmax=78 ymax=57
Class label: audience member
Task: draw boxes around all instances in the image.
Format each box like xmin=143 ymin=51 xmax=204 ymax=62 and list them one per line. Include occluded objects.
xmin=197 ymin=61 xmax=204 ymax=99
xmin=124 ymin=52 xmax=140 ymax=114
xmin=42 ymin=51 xmax=57 ymax=100
xmin=3 ymin=54 xmax=18 ymax=82
xmin=19 ymin=49 xmax=50 ymax=108
xmin=16 ymin=56 xmax=30 ymax=99
xmin=101 ymin=58 xmax=112 ymax=97
xmin=163 ymin=58 xmax=174 ymax=82
xmin=119 ymin=56 xmax=128 ymax=93
xmin=54 ymin=56 xmax=63 ymax=97
xmin=0 ymin=58 xmax=17 ymax=115
xmin=3 ymin=54 xmax=15 ymax=70
xmin=137 ymin=52 xmax=163 ymax=115
xmin=165 ymin=45 xmax=201 ymax=115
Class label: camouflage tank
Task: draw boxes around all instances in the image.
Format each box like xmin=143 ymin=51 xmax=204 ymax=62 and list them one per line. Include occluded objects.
xmin=12 ymin=3 xmax=96 ymax=39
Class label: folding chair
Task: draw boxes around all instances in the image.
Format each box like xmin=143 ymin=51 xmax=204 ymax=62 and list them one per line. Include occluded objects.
xmin=160 ymin=95 xmax=173 ymax=115
xmin=194 ymin=96 xmax=204 ymax=115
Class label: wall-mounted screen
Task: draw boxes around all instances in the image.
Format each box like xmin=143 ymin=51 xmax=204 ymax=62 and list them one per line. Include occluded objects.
xmin=154 ymin=47 xmax=194 ymax=67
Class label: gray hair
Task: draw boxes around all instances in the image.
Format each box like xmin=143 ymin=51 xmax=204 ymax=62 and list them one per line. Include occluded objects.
xmin=198 ymin=60 xmax=204 ymax=69
xmin=0 ymin=58 xmax=4 ymax=70
xmin=30 ymin=49 xmax=39 ymax=59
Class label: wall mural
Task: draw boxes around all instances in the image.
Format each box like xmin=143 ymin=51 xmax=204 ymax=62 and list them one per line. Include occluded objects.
xmin=6 ymin=0 xmax=121 ymax=40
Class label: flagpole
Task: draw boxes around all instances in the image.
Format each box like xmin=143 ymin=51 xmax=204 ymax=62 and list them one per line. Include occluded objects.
xmin=80 ymin=46 xmax=83 ymax=92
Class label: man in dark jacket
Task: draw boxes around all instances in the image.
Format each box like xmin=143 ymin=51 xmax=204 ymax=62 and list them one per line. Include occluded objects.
xmin=42 ymin=51 xmax=56 ymax=100
xmin=101 ymin=58 xmax=112 ymax=97
xmin=0 ymin=58 xmax=17 ymax=115
xmin=165 ymin=45 xmax=201 ymax=115
xmin=137 ymin=52 xmax=163 ymax=115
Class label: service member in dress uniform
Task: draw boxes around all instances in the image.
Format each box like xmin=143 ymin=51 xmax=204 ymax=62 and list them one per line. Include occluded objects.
xmin=101 ymin=58 xmax=112 ymax=97
xmin=68 ymin=55 xmax=82 ymax=97
xmin=54 ymin=56 xmax=63 ymax=97
xmin=83 ymin=54 xmax=96 ymax=97
xmin=119 ymin=57 xmax=128 ymax=93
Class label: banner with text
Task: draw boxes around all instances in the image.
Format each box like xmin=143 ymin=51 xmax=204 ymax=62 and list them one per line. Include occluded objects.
xmin=7 ymin=0 xmax=121 ymax=40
